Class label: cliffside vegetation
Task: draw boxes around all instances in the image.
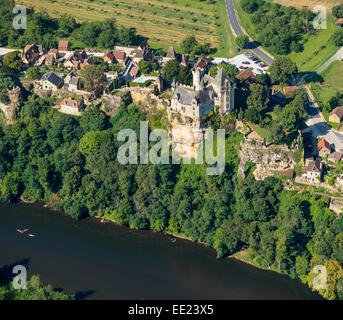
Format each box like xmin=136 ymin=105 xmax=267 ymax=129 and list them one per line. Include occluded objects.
xmin=1 ymin=94 xmax=343 ymax=299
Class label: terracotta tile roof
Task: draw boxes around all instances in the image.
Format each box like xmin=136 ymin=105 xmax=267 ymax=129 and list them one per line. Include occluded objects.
xmin=236 ymin=68 xmax=253 ymax=80
xmin=336 ymin=18 xmax=343 ymax=25
xmin=194 ymin=56 xmax=210 ymax=69
xmin=317 ymin=139 xmax=331 ymax=151
xmin=283 ymin=86 xmax=297 ymax=96
xmin=282 ymin=168 xmax=294 ymax=178
xmin=58 ymin=40 xmax=70 ymax=50
xmin=61 ymin=98 xmax=81 ymax=108
xmin=114 ymin=50 xmax=126 ymax=61
xmin=330 ymin=107 xmax=343 ymax=120
xmin=103 ymin=51 xmax=115 ymax=61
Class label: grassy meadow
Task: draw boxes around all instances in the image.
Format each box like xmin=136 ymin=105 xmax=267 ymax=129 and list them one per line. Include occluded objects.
xmin=17 ymin=0 xmax=237 ymax=58
xmin=311 ymin=60 xmax=343 ymax=104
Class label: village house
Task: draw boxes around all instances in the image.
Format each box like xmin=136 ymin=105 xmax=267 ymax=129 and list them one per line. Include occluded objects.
xmin=302 ymin=159 xmax=322 ymax=183
xmin=164 ymin=46 xmax=189 ymax=66
xmin=63 ymin=51 xmax=89 ymax=70
xmin=194 ymin=56 xmax=210 ymax=72
xmin=64 ymin=72 xmax=79 ymax=93
xmin=40 ymin=72 xmax=63 ymax=91
xmin=283 ymin=86 xmax=297 ymax=97
xmin=236 ymin=68 xmax=260 ymax=85
xmin=113 ymin=50 xmax=127 ymax=66
xmin=56 ymin=98 xmax=83 ymax=116
xmin=44 ymin=48 xmax=60 ymax=65
xmin=58 ymin=40 xmax=71 ymax=52
xmin=318 ymin=138 xmax=331 ymax=157
xmin=335 ymin=18 xmax=343 ymax=27
xmin=114 ymin=45 xmax=136 ymax=57
xmin=328 ymin=151 xmax=343 ymax=163
xmin=128 ymin=65 xmax=139 ymax=81
xmin=103 ymin=50 xmax=116 ymax=64
xmin=329 ymin=107 xmax=343 ymax=123
xmin=22 ymin=43 xmax=45 ymax=65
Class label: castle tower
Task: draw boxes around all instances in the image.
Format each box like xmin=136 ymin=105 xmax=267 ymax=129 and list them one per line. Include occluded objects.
xmin=192 ymin=68 xmax=202 ymax=91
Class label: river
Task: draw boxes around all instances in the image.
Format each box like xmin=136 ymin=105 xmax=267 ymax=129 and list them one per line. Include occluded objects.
xmin=0 ymin=202 xmax=322 ymax=300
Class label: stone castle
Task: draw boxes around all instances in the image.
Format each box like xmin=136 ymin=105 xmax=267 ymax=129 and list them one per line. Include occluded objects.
xmin=170 ymin=64 xmax=235 ymax=128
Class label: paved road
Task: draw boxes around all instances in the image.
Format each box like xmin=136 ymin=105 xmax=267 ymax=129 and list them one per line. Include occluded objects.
xmin=315 ymin=47 xmax=343 ymax=74
xmin=225 ymin=0 xmax=343 ymax=152
xmin=225 ymin=0 xmax=274 ymax=65
xmin=304 ymin=88 xmax=343 ymax=153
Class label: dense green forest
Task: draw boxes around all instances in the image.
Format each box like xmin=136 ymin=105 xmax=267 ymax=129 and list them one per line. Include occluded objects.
xmin=0 ymin=93 xmax=343 ymax=299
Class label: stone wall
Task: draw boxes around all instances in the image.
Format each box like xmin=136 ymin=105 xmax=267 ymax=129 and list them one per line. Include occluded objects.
xmin=118 ymin=87 xmax=170 ymax=110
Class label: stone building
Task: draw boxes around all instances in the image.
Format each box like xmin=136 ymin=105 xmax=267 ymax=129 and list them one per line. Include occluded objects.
xmin=170 ymin=66 xmax=235 ymax=128
xmin=56 ymin=98 xmax=83 ymax=116
xmin=318 ymin=139 xmax=331 ymax=158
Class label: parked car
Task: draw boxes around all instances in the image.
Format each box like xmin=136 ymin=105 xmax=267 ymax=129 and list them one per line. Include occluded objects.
xmin=242 ymin=61 xmax=250 ymax=64
xmin=239 ymin=65 xmax=244 ymax=69
xmin=257 ymin=68 xmax=263 ymax=73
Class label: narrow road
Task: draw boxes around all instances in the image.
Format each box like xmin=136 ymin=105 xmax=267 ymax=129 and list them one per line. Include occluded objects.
xmin=225 ymin=0 xmax=343 ymax=152
xmin=225 ymin=0 xmax=274 ymax=65
xmin=304 ymin=87 xmax=343 ymax=153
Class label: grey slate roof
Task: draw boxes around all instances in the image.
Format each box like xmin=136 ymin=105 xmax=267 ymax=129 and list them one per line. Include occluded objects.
xmin=306 ymin=159 xmax=322 ymax=173
xmin=203 ymin=68 xmax=231 ymax=89
xmin=42 ymin=72 xmax=62 ymax=86
xmin=172 ymin=86 xmax=214 ymax=106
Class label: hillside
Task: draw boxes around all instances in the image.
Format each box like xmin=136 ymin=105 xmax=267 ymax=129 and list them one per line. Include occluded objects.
xmin=16 ymin=0 xmax=236 ymax=57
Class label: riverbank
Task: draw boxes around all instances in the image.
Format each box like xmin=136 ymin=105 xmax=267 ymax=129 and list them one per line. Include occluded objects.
xmin=0 ymin=202 xmax=322 ymax=299
xmin=18 ymin=200 xmax=318 ymax=294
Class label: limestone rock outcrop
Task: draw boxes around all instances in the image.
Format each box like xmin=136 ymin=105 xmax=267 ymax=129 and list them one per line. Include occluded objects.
xmin=239 ymin=140 xmax=295 ymax=180
xmin=0 ymin=86 xmax=22 ymax=124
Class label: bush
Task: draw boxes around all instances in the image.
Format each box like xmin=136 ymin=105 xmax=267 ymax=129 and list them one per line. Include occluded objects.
xmin=333 ymin=29 xmax=343 ymax=47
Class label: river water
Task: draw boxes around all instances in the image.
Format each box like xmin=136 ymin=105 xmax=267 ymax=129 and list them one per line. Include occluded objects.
xmin=0 ymin=202 xmax=322 ymax=300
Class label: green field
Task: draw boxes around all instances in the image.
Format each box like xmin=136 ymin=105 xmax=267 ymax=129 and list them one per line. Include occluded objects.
xmin=311 ymin=60 xmax=343 ymax=104
xmin=17 ymin=0 xmax=237 ymax=58
xmin=234 ymin=0 xmax=338 ymax=72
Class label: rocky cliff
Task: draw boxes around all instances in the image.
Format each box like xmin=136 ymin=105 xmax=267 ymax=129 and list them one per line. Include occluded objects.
xmin=0 ymin=86 xmax=21 ymax=124
xmin=239 ymin=139 xmax=295 ymax=180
